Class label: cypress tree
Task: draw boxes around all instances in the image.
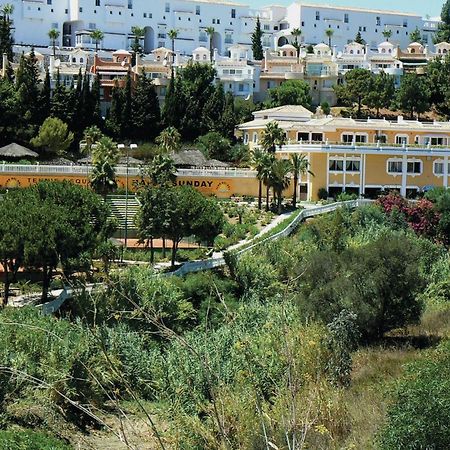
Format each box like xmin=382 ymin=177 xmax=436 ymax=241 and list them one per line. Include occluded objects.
xmin=122 ymin=71 xmax=133 ymax=136
xmin=162 ymin=70 xmax=179 ymax=128
xmin=91 ymin=74 xmax=102 ymax=126
xmin=106 ymin=82 xmax=124 ymax=137
xmin=38 ymin=69 xmax=51 ymax=124
xmin=252 ymin=17 xmax=264 ymax=60
xmin=0 ymin=7 xmax=14 ymax=69
xmin=132 ymin=71 xmax=160 ymax=140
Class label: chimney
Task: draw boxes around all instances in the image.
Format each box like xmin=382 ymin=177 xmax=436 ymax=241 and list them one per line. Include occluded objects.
xmin=213 ymin=48 xmax=219 ymax=62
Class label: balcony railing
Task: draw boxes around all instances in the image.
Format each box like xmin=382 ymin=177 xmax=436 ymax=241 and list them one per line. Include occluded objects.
xmin=0 ymin=164 xmax=257 ymax=178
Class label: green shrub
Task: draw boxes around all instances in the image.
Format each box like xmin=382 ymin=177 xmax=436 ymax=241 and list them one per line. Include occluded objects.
xmin=377 ymin=340 xmax=450 ymax=450
xmin=318 ymin=187 xmax=329 ymax=200
xmin=0 ymin=430 xmax=70 ymax=450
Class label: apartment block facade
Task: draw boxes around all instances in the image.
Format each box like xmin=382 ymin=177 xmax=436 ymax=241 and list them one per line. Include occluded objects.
xmin=239 ymin=106 xmax=450 ymax=200
xmin=9 ymin=0 xmax=438 ymax=57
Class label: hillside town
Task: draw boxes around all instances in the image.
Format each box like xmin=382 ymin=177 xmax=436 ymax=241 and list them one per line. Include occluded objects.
xmin=0 ymin=0 xmax=449 ymax=449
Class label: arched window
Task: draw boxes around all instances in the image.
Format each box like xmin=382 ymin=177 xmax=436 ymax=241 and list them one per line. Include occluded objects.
xmin=80 ymin=57 xmax=84 ymax=63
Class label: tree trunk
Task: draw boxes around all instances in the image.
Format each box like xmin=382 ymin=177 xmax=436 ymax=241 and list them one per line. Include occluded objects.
xmin=41 ymin=265 xmax=52 ymax=303
xmin=162 ymin=237 xmax=167 ymax=259
xmin=2 ymin=259 xmax=9 ymax=307
xmin=277 ymin=192 xmax=282 ymax=215
xmin=150 ymin=238 xmax=154 ymax=264
xmin=258 ymin=180 xmax=262 ymax=210
xmin=293 ymin=174 xmax=298 ymax=208
xmin=171 ymin=240 xmax=178 ymax=268
xmin=265 ymin=185 xmax=270 ymax=211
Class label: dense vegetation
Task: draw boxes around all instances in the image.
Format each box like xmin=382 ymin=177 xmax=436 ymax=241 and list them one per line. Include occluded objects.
xmin=0 ymin=189 xmax=448 ymax=448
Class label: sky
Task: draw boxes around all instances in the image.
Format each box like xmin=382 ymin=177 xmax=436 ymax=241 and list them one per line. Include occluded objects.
xmin=245 ymin=0 xmax=442 ymax=18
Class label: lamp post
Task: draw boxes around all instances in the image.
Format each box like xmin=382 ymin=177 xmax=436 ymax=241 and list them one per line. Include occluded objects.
xmin=118 ymin=143 xmax=137 ymax=257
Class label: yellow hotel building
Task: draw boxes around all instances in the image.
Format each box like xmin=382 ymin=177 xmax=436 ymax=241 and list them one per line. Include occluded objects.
xmin=239 ymin=106 xmax=450 ymax=200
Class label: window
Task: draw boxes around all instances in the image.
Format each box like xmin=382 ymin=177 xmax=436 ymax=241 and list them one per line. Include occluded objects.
xmin=298 ymin=132 xmax=309 ymax=141
xmin=329 ymin=160 xmax=344 ymax=171
xmin=253 ymin=132 xmax=258 ymax=143
xmin=196 ymin=6 xmax=200 ymax=15
xmin=264 ymin=24 xmax=270 ymax=31
xmin=128 ymin=0 xmax=132 ymax=9
xmin=354 ymin=134 xmax=367 ymax=143
xmin=376 ymin=16 xmax=381 ymax=26
xmin=344 ymin=13 xmax=349 ymax=23
xmin=165 ymin=2 xmax=170 ymax=13
xmin=388 ymin=160 xmax=403 ymax=173
xmin=231 ymin=8 xmax=236 ymax=18
xmin=342 ymin=133 xmax=353 ymax=143
xmin=395 ymin=135 xmax=408 ymax=145
xmin=47 ymin=0 xmax=52 ymax=4
xmin=403 ymin=19 xmax=408 ymax=27
xmin=95 ymin=0 xmax=100 ymax=6
xmin=316 ymin=11 xmax=320 ymax=20
xmin=311 ymin=133 xmax=323 ymax=142
xmin=407 ymin=161 xmax=422 ymax=174
xmin=425 ymin=136 xmax=448 ymax=146
xmin=346 ymin=160 xmax=360 ymax=172
xmin=434 ymin=161 xmax=444 ymax=175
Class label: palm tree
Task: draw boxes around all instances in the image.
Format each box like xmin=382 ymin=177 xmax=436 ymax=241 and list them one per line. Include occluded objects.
xmin=1 ymin=3 xmax=14 ymax=21
xmin=261 ymin=153 xmax=275 ymax=211
xmin=270 ymin=159 xmax=292 ymax=214
xmin=156 ymin=126 xmax=181 ymax=154
xmin=252 ymin=148 xmax=266 ymax=209
xmin=168 ymin=29 xmax=178 ymax=62
xmin=206 ymin=26 xmax=215 ymax=62
xmin=90 ymin=29 xmax=104 ymax=52
xmin=146 ymin=153 xmax=177 ymax=187
xmin=290 ymin=153 xmax=313 ymax=208
xmin=48 ymin=28 xmax=60 ymax=58
xmin=260 ymin=122 xmax=287 ymax=153
xmin=130 ymin=26 xmax=145 ymax=56
xmin=325 ymin=29 xmax=334 ymax=47
xmin=291 ymin=27 xmax=302 ymax=61
xmin=382 ymin=29 xmax=392 ymax=42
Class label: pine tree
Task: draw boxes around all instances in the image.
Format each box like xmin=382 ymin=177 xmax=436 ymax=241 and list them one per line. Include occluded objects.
xmin=202 ymin=82 xmax=225 ymax=132
xmin=435 ymin=0 xmax=450 ymax=43
xmin=131 ymin=71 xmax=160 ymax=140
xmin=221 ymin=92 xmax=237 ymax=141
xmin=51 ymin=69 xmax=76 ymax=125
xmin=15 ymin=49 xmax=41 ymax=127
xmin=354 ymin=31 xmax=365 ymax=45
xmin=252 ymin=17 xmax=264 ymax=60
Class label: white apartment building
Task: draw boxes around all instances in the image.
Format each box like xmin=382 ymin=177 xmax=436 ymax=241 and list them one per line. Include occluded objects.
xmin=8 ymin=0 xmax=439 ymax=58
xmin=279 ymin=3 xmax=439 ymax=51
